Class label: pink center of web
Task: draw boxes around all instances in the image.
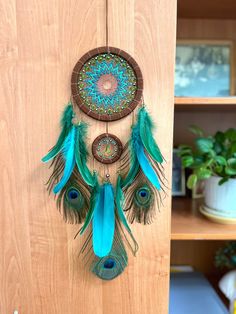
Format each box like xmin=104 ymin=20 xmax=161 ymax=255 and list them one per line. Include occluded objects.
xmin=97 ymin=74 xmax=118 ymax=96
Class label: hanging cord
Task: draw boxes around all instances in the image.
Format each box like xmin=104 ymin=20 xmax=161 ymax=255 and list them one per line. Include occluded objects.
xmin=105 ymin=0 xmax=110 ymax=178
xmin=105 ymin=0 xmax=109 ymax=51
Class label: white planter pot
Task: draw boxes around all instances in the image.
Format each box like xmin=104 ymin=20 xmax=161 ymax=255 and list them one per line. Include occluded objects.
xmin=204 ymin=176 xmax=236 ymax=217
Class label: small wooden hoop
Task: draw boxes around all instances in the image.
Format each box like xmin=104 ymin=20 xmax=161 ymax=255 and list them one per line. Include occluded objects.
xmin=92 ymin=133 xmax=123 ymax=164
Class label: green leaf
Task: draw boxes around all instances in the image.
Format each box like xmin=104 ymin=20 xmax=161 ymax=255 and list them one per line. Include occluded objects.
xmin=196 ymin=168 xmax=212 ymax=180
xmin=213 ymin=142 xmax=223 ymax=154
xmin=228 ymin=158 xmax=236 ymax=169
xmin=204 ymin=158 xmax=214 ymax=167
xmin=225 ymin=158 xmax=236 ymax=175
xmin=189 ymin=125 xmax=204 ymax=137
xmin=229 ymin=142 xmax=236 ymax=155
xmin=181 ymin=156 xmax=194 ymax=167
xmin=225 ymin=167 xmax=236 ymax=176
xmin=178 ymin=149 xmax=192 ymax=156
xmin=219 ymin=177 xmax=229 ymax=185
xmin=225 ymin=128 xmax=236 ymax=141
xmin=215 ymin=156 xmax=227 ymax=166
xmin=195 ymin=138 xmax=213 ymax=153
xmin=214 ymin=165 xmax=223 ymax=174
xmin=208 ymin=149 xmax=216 ymax=158
xmin=187 ymin=174 xmax=198 ymax=189
xmin=191 ymin=156 xmax=205 ymax=169
xmin=178 ymin=145 xmax=193 ymax=157
xmin=215 ymin=131 xmax=225 ymax=143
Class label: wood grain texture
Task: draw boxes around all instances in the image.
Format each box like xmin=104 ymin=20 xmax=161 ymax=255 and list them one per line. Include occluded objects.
xmin=175 ymin=97 xmax=236 ymax=105
xmin=171 ymin=240 xmax=224 ymax=274
xmin=0 ymin=1 xmax=176 ymax=313
xmin=172 ymin=198 xmax=236 ymax=240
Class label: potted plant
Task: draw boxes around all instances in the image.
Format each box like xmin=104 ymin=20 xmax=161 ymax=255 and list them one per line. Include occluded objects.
xmin=178 ymin=126 xmax=236 ymax=219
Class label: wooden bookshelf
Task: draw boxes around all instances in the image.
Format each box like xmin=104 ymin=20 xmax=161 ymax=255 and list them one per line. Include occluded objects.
xmin=171 ymin=198 xmax=236 ymax=240
xmin=178 ymin=0 xmax=236 ymax=20
xmin=174 ymin=97 xmax=236 ymax=111
xmin=175 ymin=97 xmax=236 ymax=105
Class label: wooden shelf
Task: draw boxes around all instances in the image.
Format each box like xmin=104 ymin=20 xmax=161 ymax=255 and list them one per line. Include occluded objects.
xmin=171 ymin=198 xmax=236 ymax=240
xmin=175 ymin=97 xmax=236 ymax=105
xmin=174 ymin=97 xmax=236 ymax=110
xmin=178 ymin=0 xmax=236 ymax=20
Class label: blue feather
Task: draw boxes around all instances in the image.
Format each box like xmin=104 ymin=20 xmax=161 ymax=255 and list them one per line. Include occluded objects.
xmin=133 ymin=128 xmax=161 ymax=190
xmin=53 ymin=126 xmax=76 ymax=194
xmin=92 ymin=183 xmax=115 ymax=258
xmin=42 ymin=103 xmax=74 ymax=163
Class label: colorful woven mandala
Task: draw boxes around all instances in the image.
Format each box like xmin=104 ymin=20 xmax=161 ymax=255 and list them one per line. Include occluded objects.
xmin=71 ymin=47 xmax=143 ymax=121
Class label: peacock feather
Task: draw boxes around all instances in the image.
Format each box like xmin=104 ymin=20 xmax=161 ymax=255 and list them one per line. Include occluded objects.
xmin=79 ymin=220 xmax=137 ymax=280
xmin=118 ymin=106 xmax=167 ymax=224
xmin=56 ymin=168 xmax=91 ymax=224
xmin=78 ymin=207 xmax=138 ymax=280
xmin=44 ymin=152 xmax=91 ymax=224
xmin=42 ymin=102 xmax=98 ymax=224
xmin=92 ymin=182 xmax=115 ymax=258
xmin=124 ymin=172 xmax=162 ymax=225
xmin=42 ymin=102 xmax=74 ymax=163
xmin=91 ymin=228 xmax=128 ymax=280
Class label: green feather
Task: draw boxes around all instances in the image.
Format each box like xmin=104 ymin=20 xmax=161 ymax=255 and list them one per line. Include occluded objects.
xmin=74 ymin=122 xmax=95 ymax=187
xmin=124 ymin=173 xmax=157 ymax=225
xmin=56 ymin=169 xmax=90 ymax=224
xmin=119 ymin=142 xmax=140 ymax=189
xmin=42 ymin=102 xmax=74 ymax=162
xmin=80 ymin=174 xmax=99 ymax=235
xmin=138 ymin=107 xmax=163 ymax=164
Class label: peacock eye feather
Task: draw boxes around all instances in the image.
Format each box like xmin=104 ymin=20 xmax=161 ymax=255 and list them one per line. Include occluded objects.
xmin=134 ymin=185 xmax=153 ymax=208
xmin=87 ymin=227 xmax=130 ymax=281
xmin=92 ymin=253 xmax=127 ymax=281
xmin=66 ymin=187 xmax=84 ymax=210
xmin=55 ymin=167 xmax=90 ymax=224
xmin=123 ymin=172 xmax=158 ymax=225
xmin=67 ymin=189 xmax=79 ymax=199
xmin=103 ymin=258 xmax=116 ymax=269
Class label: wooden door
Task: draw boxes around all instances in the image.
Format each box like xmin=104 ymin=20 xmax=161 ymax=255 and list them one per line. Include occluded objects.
xmin=0 ymin=0 xmax=176 ymax=313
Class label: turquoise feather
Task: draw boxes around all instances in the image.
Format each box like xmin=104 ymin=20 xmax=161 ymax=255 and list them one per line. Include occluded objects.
xmin=74 ymin=123 xmax=94 ymax=187
xmin=138 ymin=107 xmax=163 ymax=164
xmin=135 ymin=142 xmax=161 ymax=190
xmin=43 ymin=115 xmax=95 ymax=195
xmin=80 ymin=175 xmax=100 ymax=235
xmin=42 ymin=103 xmax=74 ymax=163
xmin=132 ymin=125 xmax=161 ymax=190
xmin=120 ymin=153 xmax=139 ymax=189
xmin=118 ymin=107 xmax=165 ymax=228
xmin=119 ymin=108 xmax=164 ymax=191
xmin=53 ymin=126 xmax=76 ymax=193
xmin=92 ymin=183 xmax=115 ymax=258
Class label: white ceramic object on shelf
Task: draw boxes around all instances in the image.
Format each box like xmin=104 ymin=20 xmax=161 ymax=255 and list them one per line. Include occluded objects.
xmin=204 ymin=176 xmax=236 ymax=218
xmin=219 ymin=270 xmax=236 ymax=314
xmin=199 ymin=206 xmax=236 ymax=224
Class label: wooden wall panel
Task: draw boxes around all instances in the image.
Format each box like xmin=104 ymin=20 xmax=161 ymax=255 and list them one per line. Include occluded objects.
xmin=0 ymin=1 xmax=176 ymax=313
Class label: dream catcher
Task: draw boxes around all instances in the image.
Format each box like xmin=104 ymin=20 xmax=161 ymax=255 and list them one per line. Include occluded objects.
xmin=42 ymin=2 xmax=166 ymax=281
